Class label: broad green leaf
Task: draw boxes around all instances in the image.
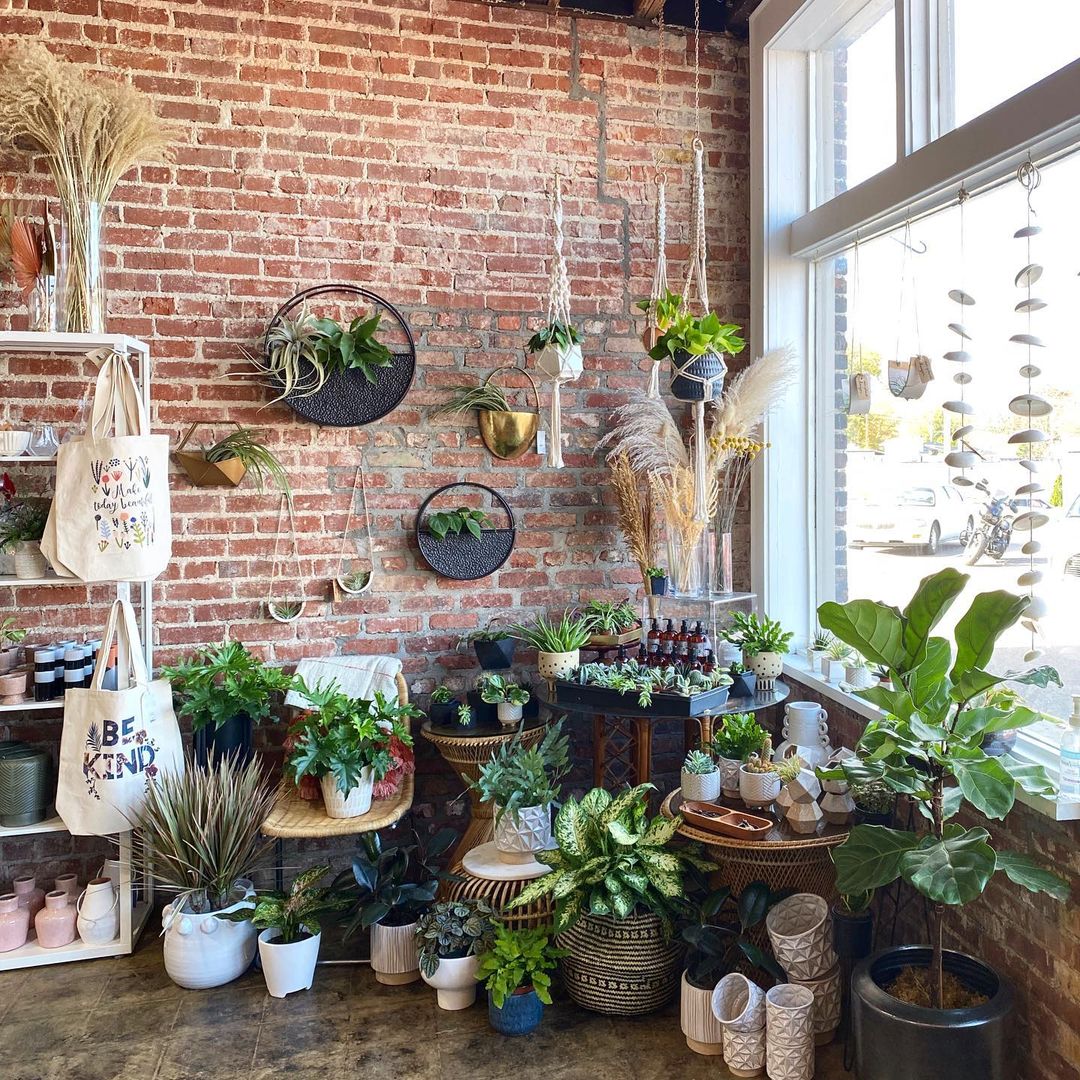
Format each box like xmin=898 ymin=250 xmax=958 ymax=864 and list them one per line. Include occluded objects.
xmin=554 ymin=891 xmax=584 ymax=931
xmin=953 ymin=665 xmax=1062 ymax=704
xmin=855 ymin=684 xmax=916 ymax=720
xmin=465 ymin=517 xmax=482 ymax=539
xmin=995 ymin=851 xmax=1070 ymax=901
xmin=739 ymin=939 xmax=788 ymax=984
xmin=554 ymin=797 xmax=589 ymax=859
xmin=899 ymin=824 xmax=995 ymax=905
xmin=905 ymin=638 xmax=953 ymax=715
xmin=916 ymin=784 xmax=964 ymax=822
xmin=998 ymin=757 xmax=1056 ymax=796
xmin=607 ymin=820 xmax=641 ymax=846
xmin=642 ymin=813 xmax=680 ymax=847
xmin=952 ymin=757 xmax=1015 ymax=819
xmin=832 ymin=825 xmax=919 ymax=893
xmin=952 ymin=707 xmax=1012 ymax=742
xmin=509 ymin=871 xmax=558 ymax=907
xmin=579 ymin=788 xmax=611 ymax=816
xmin=951 ymin=591 xmax=1029 ymax=682
xmin=552 ymin=869 xmax=582 ymax=899
xmin=901 ymin=569 xmax=968 ymax=668
xmin=737 ymin=881 xmax=773 ymax=929
xmin=601 ymin=784 xmax=653 ymax=827
xmin=1011 ymin=665 xmax=1062 ymax=689
xmin=817 ymin=599 xmax=906 ymax=672
xmin=908 ymin=714 xmax=950 ymax=743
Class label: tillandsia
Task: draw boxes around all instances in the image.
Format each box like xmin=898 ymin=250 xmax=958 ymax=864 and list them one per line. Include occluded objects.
xmin=433 ymin=381 xmax=511 ymax=416
xmin=201 ymin=427 xmax=291 ymax=499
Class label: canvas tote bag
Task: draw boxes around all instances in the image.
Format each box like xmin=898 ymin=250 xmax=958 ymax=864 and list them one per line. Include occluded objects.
xmin=41 ymin=350 xmax=171 ymax=582
xmin=56 ymin=598 xmax=184 ymax=836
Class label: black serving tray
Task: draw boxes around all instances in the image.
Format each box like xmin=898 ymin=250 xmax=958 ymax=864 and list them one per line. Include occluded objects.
xmin=553 ymin=679 xmax=730 ymax=717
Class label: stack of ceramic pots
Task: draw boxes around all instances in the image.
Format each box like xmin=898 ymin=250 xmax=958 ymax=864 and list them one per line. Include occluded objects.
xmin=765 ymin=984 xmax=817 ymax=1079
xmin=712 ymin=973 xmax=766 ymax=1078
xmin=773 ymin=702 xmax=833 ymax=769
xmin=777 ymin=771 xmax=824 ymax=834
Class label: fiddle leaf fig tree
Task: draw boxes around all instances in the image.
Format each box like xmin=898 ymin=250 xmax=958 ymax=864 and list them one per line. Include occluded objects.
xmin=817 ymin=568 xmax=1069 ymax=1009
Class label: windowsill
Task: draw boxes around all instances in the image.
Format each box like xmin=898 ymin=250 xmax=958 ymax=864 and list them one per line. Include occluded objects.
xmin=782 ymin=655 xmax=1080 ymax=822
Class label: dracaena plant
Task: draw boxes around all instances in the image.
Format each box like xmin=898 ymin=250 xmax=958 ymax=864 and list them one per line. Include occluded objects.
xmin=817 ymin=567 xmax=1070 ymax=1008
xmin=509 ymin=784 xmax=715 ymax=935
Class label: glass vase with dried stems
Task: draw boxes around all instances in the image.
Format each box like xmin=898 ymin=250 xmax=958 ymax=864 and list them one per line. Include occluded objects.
xmin=651 ymin=464 xmax=717 ymax=598
xmin=0 ymin=41 xmax=174 ymax=333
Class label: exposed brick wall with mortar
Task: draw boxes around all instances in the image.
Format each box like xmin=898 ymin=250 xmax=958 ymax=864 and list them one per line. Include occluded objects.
xmin=0 ymin=3 xmax=749 ymax=885
xmin=785 ymin=676 xmax=1080 ymax=1080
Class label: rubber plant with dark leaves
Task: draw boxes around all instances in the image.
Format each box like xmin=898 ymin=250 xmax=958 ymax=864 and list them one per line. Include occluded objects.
xmin=816 ymin=567 xmax=1070 ymax=1009
xmin=218 ymin=864 xmax=349 ymax=943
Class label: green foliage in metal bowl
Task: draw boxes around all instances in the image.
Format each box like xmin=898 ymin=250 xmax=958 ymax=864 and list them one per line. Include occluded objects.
xmin=426 ymin=507 xmax=492 ymax=541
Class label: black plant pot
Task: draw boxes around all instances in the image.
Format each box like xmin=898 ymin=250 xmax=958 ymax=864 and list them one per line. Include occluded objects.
xmin=474 ymin=637 xmax=515 ymax=670
xmin=832 ymin=906 xmax=874 ymax=961
xmin=854 ymin=807 xmax=894 ymax=828
xmin=428 ymin=700 xmax=461 ymax=727
xmin=729 ymin=671 xmax=757 ymax=698
xmin=853 ymin=946 xmax=1014 ymax=1080
xmin=649 ymin=576 xmax=667 ymax=596
xmin=194 ymin=712 xmax=253 ymax=767
xmin=466 ymin=691 xmax=499 ymax=728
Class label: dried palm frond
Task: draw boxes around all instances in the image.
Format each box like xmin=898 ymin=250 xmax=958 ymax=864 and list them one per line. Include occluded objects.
xmin=609 ymin=453 xmax=654 ymax=582
xmin=598 ymin=392 xmax=689 ymax=476
xmin=709 ymin=345 xmax=798 ymax=444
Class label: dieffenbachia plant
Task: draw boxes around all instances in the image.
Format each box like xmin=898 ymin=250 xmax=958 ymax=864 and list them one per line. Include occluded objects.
xmin=817 ymin=567 xmax=1069 ymax=1008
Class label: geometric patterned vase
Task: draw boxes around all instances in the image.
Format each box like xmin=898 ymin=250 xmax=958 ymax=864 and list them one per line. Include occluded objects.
xmin=765 ymin=894 xmax=838 ymax=981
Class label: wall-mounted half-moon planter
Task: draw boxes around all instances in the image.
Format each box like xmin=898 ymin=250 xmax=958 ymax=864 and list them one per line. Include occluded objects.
xmin=415 ymin=482 xmax=515 ymax=581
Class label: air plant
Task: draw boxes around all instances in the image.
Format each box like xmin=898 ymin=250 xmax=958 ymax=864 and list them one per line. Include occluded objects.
xmin=267 ymin=600 xmax=302 ymax=622
xmin=433 ymin=381 xmax=511 ymax=416
xmin=337 ymin=568 xmax=371 ymax=594
xmin=201 ymin=427 xmax=291 ymax=499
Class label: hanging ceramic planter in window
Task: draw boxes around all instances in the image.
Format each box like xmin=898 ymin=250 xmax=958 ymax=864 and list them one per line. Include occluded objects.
xmin=887 ymin=226 xmax=935 ymax=400
xmin=243 ymin=284 xmax=416 ymax=428
xmin=415 ymin=482 xmax=515 ymax=581
xmin=529 ymin=171 xmax=582 ymax=470
xmin=266 ymin=493 xmax=304 ymax=623
xmin=842 ymin=238 xmax=873 ymax=416
xmin=332 ymin=461 xmax=375 ymax=601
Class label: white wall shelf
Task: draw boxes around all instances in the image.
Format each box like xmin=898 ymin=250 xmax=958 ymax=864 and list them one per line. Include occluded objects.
xmin=0 ymin=699 xmax=63 ymax=714
xmin=0 ymin=331 xmax=149 ymax=356
xmin=0 ymin=901 xmax=152 ymax=971
xmin=0 ymin=813 xmax=66 ymax=838
xmin=0 ymin=456 xmax=57 ymax=465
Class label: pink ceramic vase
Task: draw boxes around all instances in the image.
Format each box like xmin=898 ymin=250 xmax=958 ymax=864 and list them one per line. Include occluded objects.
xmin=55 ymin=874 xmax=79 ymax=903
xmin=12 ymin=875 xmax=45 ymax=920
xmin=35 ymin=890 xmax=76 ymax=949
xmin=0 ymin=893 xmax=30 ymax=952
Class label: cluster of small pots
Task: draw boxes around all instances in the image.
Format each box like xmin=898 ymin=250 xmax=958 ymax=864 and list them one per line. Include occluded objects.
xmin=0 ymin=867 xmax=121 ymax=953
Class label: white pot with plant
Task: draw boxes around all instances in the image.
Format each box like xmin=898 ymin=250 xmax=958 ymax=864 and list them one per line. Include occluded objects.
xmin=844 ymin=654 xmax=875 ymax=689
xmin=511 ymin=610 xmax=592 ymax=682
xmin=710 ymin=712 xmax=768 ymax=798
xmin=808 ymin=630 xmax=833 ymax=674
xmin=681 ymin=749 xmax=721 ymax=802
xmin=469 ymin=721 xmax=569 ymax=864
xmin=821 ymin=639 xmax=853 ymax=684
xmin=739 ymin=737 xmax=781 ymax=808
xmin=722 ymin=611 xmax=793 ymax=693
xmin=286 ymin=680 xmax=420 ymax=820
xmin=478 ymin=673 xmax=531 ymax=727
xmin=417 ymin=898 xmax=497 ymax=1010
xmin=0 ymin=617 xmax=26 ymax=674
xmin=0 ymin=499 xmax=50 ymax=580
xmin=131 ymin=756 xmax=280 ymax=990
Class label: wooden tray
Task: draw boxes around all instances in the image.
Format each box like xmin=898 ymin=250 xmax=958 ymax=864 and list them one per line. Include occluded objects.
xmin=679 ymin=799 xmax=774 ymax=839
xmin=585 ymin=626 xmax=641 ymax=649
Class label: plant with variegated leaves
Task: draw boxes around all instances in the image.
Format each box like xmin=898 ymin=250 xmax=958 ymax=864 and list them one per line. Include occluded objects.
xmin=508 ymin=784 xmax=715 ymax=935
xmin=217 ymin=864 xmax=349 ymax=944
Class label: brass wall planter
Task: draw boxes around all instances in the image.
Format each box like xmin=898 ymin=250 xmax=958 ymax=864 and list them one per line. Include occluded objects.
xmin=477 ymin=365 xmax=539 ymax=460
xmin=173 ymin=422 xmax=248 ymax=488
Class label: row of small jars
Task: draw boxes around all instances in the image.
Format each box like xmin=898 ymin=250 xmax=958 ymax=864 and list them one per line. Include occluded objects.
xmin=0 ymin=870 xmax=121 ymax=951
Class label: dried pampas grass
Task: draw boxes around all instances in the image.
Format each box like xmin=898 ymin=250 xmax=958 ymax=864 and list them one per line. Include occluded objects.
xmin=709 ymin=345 xmax=798 ymax=445
xmin=608 ymin=453 xmax=654 ymax=583
xmin=598 ymin=392 xmax=689 ymax=476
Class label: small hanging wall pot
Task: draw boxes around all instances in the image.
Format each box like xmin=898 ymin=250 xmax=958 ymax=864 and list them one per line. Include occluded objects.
xmin=669 ymin=349 xmax=727 ymax=402
xmin=477 ymin=365 xmax=540 ymax=460
xmin=415 ymin=482 xmax=515 ymax=582
xmin=888 ymin=355 xmax=934 ymax=400
xmin=173 ymin=422 xmax=247 ymax=488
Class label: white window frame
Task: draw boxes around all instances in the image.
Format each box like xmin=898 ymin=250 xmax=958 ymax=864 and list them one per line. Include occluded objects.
xmin=749 ymin=0 xmax=1080 ymax=815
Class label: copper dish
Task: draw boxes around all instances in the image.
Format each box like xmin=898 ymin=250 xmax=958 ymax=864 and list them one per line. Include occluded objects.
xmin=679 ymin=800 xmax=773 ymax=839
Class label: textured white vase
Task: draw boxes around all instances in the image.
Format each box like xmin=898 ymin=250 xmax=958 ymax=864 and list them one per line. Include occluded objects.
xmin=370 ymin=920 xmax=420 ymax=985
xmin=711 ymin=972 xmax=765 ymax=1032
xmin=680 ymin=972 xmax=725 ymax=1055
xmin=162 ymin=887 xmax=257 ymax=990
xmin=493 ymin=803 xmax=551 ymax=863
xmin=496 ymin=701 xmax=523 ymax=727
xmin=723 ymin=1026 xmax=766 ymax=1077
xmin=718 ymin=755 xmax=742 ymax=797
xmin=680 ymin=768 xmax=721 ymax=803
xmin=258 ymin=928 xmax=320 ymax=998
xmin=75 ymin=877 xmax=118 ymax=945
xmin=420 ymin=953 xmax=479 ymax=1010
xmin=537 ymin=650 xmax=579 ymax=681
xmin=13 ymin=542 xmax=46 ymax=580
xmin=766 ymin=895 xmax=837 ymax=982
xmin=320 ymin=768 xmax=373 ymax=819
xmin=792 ymin=965 xmax=842 ymax=1045
xmin=739 ymin=766 xmax=781 ymax=808
xmin=765 ymin=984 xmax=816 ymax=1080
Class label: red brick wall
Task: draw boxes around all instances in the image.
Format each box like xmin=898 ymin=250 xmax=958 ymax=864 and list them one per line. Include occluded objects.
xmin=0 ymin=3 xmax=749 ymax=877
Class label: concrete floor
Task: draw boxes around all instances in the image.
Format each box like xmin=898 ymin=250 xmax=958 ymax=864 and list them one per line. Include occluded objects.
xmin=1 ymin=934 xmax=854 ymax=1080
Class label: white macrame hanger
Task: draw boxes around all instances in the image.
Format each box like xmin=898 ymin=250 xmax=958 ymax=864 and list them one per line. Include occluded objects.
xmin=267 ymin=492 xmax=305 ymax=622
xmin=645 ymin=10 xmax=670 ymax=400
xmin=333 ymin=461 xmax=375 ymax=597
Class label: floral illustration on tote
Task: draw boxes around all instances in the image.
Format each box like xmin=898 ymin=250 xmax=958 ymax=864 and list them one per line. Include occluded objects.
xmin=82 ymin=713 xmax=160 ymax=801
xmin=90 ymin=454 xmax=156 ymax=552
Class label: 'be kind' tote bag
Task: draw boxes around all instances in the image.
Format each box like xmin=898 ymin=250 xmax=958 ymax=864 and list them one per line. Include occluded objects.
xmin=41 ymin=350 xmax=171 ymax=582
xmin=55 ymin=598 xmax=184 ymax=836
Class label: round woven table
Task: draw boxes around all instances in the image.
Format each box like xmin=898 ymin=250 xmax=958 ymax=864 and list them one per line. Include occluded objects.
xmin=442 ymin=841 xmax=555 ymax=930
xmin=661 ymin=788 xmax=849 ymax=901
xmin=421 ymin=717 xmax=549 ymax=866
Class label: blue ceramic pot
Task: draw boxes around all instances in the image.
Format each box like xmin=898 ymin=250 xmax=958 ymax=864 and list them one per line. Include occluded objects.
xmin=670 ymin=349 xmax=726 ymax=402
xmin=488 ymin=988 xmax=543 ymax=1035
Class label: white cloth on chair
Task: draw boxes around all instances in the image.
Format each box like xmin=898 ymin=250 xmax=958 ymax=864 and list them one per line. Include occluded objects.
xmin=285 ymin=655 xmax=404 ymax=710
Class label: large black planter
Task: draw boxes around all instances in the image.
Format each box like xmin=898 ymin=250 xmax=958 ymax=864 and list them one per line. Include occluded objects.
xmin=853 ymin=946 xmax=1014 ymax=1080
xmin=193 ymin=713 xmax=253 ymax=767
xmin=427 ymin=700 xmax=462 ymax=727
xmin=466 ymin=690 xmax=499 ymax=728
xmin=854 ymin=807 xmax=894 ymax=828
xmin=474 ymin=637 xmax=515 ymax=670
xmin=415 ymin=483 xmax=516 ymax=581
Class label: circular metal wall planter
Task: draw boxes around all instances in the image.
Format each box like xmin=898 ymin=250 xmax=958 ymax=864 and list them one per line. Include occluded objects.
xmin=415 ymin=482 xmax=515 ymax=581
xmin=265 ymin=283 xmax=416 ymax=427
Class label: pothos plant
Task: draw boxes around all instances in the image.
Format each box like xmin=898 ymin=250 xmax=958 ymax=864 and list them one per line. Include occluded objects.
xmin=426 ymin=507 xmax=492 ymax=541
xmin=526 ymin=319 xmax=580 ymax=355
xmin=639 ymin=291 xmax=745 ymax=363
xmin=817 ymin=568 xmax=1069 ymax=1008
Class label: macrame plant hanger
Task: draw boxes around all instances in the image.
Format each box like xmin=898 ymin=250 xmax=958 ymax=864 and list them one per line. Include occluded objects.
xmin=535 ymin=168 xmax=582 ymax=469
xmin=332 ymin=461 xmax=375 ymax=600
xmin=644 ymin=9 xmax=670 ymax=400
xmin=267 ymin=492 xmax=305 ymax=623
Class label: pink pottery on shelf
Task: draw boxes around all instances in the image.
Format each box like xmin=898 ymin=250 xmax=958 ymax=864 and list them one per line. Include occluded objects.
xmin=35 ymin=890 xmax=77 ymax=949
xmin=12 ymin=875 xmax=45 ymax=920
xmin=0 ymin=892 xmax=30 ymax=952
xmin=54 ymin=874 xmax=80 ymax=903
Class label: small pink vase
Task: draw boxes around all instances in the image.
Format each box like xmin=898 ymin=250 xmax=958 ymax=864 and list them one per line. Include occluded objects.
xmin=0 ymin=893 xmax=30 ymax=952
xmin=55 ymin=874 xmax=79 ymax=903
xmin=35 ymin=890 xmax=77 ymax=949
xmin=13 ymin=875 xmax=45 ymax=920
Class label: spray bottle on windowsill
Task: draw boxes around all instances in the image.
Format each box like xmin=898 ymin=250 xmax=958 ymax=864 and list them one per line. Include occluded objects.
xmin=1059 ymin=695 xmax=1080 ymax=801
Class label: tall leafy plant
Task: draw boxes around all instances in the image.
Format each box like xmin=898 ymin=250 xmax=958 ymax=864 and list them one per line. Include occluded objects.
xmin=817 ymin=568 xmax=1069 ymax=1008
xmin=218 ymin=865 xmax=349 ymax=943
xmin=466 ymin=720 xmax=569 ymax=824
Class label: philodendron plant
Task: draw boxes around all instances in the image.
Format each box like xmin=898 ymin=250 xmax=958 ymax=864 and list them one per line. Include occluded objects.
xmin=817 ymin=568 xmax=1069 ymax=1008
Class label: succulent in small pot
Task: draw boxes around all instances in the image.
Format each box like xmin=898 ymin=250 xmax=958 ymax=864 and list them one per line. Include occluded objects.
xmin=477 ymin=673 xmax=531 ymax=727
xmin=844 ymin=654 xmax=874 ymax=690
xmin=645 ymin=565 xmax=667 ymax=596
xmin=727 ymin=661 xmax=757 ymax=699
xmin=427 ymin=685 xmax=460 ymax=727
xmin=681 ymin=748 xmax=721 ymax=803
xmin=808 ymin=629 xmax=834 ymax=673
xmin=0 ymin=616 xmax=26 ymax=674
xmin=711 ymin=712 xmax=767 ymax=797
xmin=722 ymin=612 xmax=793 ymax=692
xmin=511 ymin=609 xmax=592 ymax=681
xmin=416 ymin=898 xmax=497 ymax=1010
xmin=739 ymin=737 xmax=781 ymax=808
xmin=821 ymin=639 xmax=853 ymax=685
xmin=465 ymin=621 xmax=516 ymax=670
xmin=478 ymin=924 xmax=566 ymax=1035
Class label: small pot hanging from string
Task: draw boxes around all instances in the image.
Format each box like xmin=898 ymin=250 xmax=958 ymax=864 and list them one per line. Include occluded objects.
xmin=887 ymin=225 xmax=935 ymax=400
xmin=530 ymin=170 xmax=582 ymax=470
xmin=267 ymin=493 xmax=305 ymax=623
xmin=843 ymin=237 xmax=873 ymax=416
xmin=332 ymin=461 xmax=375 ymax=601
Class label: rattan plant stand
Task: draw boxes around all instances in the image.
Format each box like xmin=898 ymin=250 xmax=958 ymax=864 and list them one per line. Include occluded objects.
xmin=441 ymin=841 xmax=555 ymax=929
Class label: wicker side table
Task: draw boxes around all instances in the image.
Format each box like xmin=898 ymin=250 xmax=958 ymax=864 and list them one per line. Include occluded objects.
xmin=421 ymin=718 xmax=548 ymax=866
xmin=442 ymin=841 xmax=555 ymax=929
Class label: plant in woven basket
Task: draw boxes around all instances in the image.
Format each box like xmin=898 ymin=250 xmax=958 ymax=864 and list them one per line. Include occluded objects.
xmin=416 ymin=898 xmax=497 ymax=977
xmin=477 ymin=924 xmax=567 ymax=1008
xmin=510 ymin=610 xmax=593 ymax=654
xmin=817 ymin=568 xmax=1069 ymax=1008
xmin=217 ymin=864 xmax=348 ymax=944
xmin=722 ymin=612 xmax=793 ymax=657
xmin=526 ymin=319 xmax=580 ymax=355
xmin=201 ymin=427 xmax=291 ymax=498
xmin=509 ymin=783 xmax=715 ymax=935
xmin=710 ymin=712 xmax=768 ymax=762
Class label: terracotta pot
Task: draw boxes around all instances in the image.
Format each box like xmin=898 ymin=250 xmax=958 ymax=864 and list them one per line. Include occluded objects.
xmin=0 ymin=669 xmax=28 ymax=704
xmin=35 ymin=890 xmax=77 ymax=949
xmin=370 ymin=919 xmax=420 ymax=985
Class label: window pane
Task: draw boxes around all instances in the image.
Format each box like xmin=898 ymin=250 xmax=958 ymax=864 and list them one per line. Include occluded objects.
xmin=818 ymin=4 xmax=896 ymax=202
xmin=950 ymin=0 xmax=1080 ymax=130
xmin=822 ymin=150 xmax=1080 ymax=739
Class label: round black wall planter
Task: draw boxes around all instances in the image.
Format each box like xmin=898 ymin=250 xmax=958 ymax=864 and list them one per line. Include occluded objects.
xmin=415 ymin=483 xmax=515 ymax=581
xmin=265 ymin=284 xmax=416 ymax=427
xmin=194 ymin=712 xmax=253 ymax=768
xmin=852 ymin=946 xmax=1014 ymax=1080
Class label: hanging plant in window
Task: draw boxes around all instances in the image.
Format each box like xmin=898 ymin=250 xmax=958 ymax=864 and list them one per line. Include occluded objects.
xmin=887 ymin=225 xmax=934 ymax=400
xmin=414 ymin=483 xmax=515 ymax=582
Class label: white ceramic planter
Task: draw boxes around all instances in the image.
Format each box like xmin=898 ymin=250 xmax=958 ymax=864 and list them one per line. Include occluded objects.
xmin=537 ymin=650 xmax=579 ymax=681
xmin=76 ymin=877 xmax=118 ymax=945
xmin=792 ymin=965 xmax=842 ymax=1045
xmin=680 ymin=972 xmax=725 ymax=1055
xmin=820 ymin=790 xmax=855 ymax=824
xmin=536 ymin=342 xmax=584 ymax=381
xmin=162 ymin=887 xmax=258 ymax=990
xmin=320 ymin=768 xmax=373 ymax=819
xmin=258 ymin=928 xmax=321 ymax=998
xmin=370 ymin=920 xmax=420 ymax=985
xmin=496 ymin=701 xmax=523 ymax=727
xmin=723 ymin=1026 xmax=766 ymax=1077
xmin=13 ymin=542 xmax=46 ymax=580
xmin=765 ymin=894 xmax=837 ymax=982
xmin=680 ymin=768 xmax=721 ymax=803
xmin=743 ymin=650 xmax=782 ymax=691
xmin=765 ymin=984 xmax=816 ymax=1079
xmin=420 ymin=953 xmax=479 ymax=1010
xmin=493 ymin=803 xmax=551 ymax=863
xmin=784 ymin=798 xmax=824 ymax=835
xmin=718 ymin=755 xmax=742 ymax=797
xmin=845 ymin=663 xmax=874 ymax=689
xmin=711 ymin=972 xmax=765 ymax=1032
xmin=739 ymin=765 xmax=781 ymax=808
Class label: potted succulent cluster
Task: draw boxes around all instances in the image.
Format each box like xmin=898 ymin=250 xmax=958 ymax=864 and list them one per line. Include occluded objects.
xmin=739 ymin=736 xmax=782 ymax=808
xmin=478 ymin=924 xmax=566 ymax=1036
xmin=427 ymin=685 xmax=461 ymax=727
xmin=467 ymin=720 xmax=569 ymax=864
xmin=565 ymin=659 xmax=732 ymax=715
xmin=511 ymin=609 xmax=592 ymax=682
xmin=477 ymin=673 xmax=531 ymax=727
xmin=0 ymin=497 xmax=50 ymax=579
xmin=416 ymin=898 xmax=497 ymax=1010
xmin=334 ymin=828 xmax=457 ymax=985
xmin=808 ymin=629 xmax=834 ymax=674
xmin=511 ymin=783 xmax=715 ymax=1015
xmin=821 ymin=638 xmax=853 ymax=685
xmin=710 ymin=712 xmax=768 ymax=798
xmin=286 ymin=682 xmax=418 ymax=819
xmin=162 ymin=639 xmax=301 ymax=766
xmin=817 ymin=568 xmax=1069 ymax=1080
xmin=681 ymin=748 xmax=721 ymax=803
xmin=645 ymin=565 xmax=667 ymax=596
xmin=722 ymin=611 xmax=793 ymax=692
xmin=221 ymin=865 xmax=349 ymax=998
xmin=727 ymin=661 xmax=757 ymax=698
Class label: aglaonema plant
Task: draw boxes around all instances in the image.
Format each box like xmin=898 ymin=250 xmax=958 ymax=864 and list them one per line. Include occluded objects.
xmin=817 ymin=568 xmax=1069 ymax=1009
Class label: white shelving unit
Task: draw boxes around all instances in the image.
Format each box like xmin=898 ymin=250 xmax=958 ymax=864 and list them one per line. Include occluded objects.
xmin=0 ymin=330 xmax=155 ymax=969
